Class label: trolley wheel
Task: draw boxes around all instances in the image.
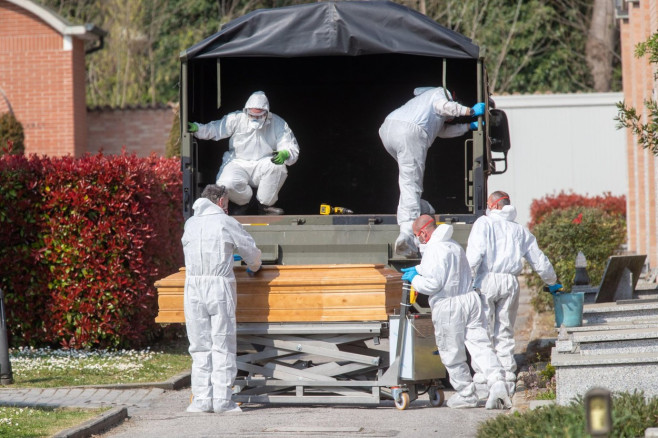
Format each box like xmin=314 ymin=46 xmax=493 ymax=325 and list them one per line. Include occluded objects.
xmin=394 ymin=391 xmax=410 ymax=410
xmin=428 ymin=386 xmax=445 ymax=407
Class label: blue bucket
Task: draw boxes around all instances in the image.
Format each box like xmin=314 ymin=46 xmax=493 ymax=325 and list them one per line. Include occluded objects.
xmin=553 ymin=292 xmax=584 ymax=327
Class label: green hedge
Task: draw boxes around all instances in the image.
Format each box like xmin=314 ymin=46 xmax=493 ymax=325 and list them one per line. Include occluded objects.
xmin=527 ymin=206 xmax=626 ymax=311
xmin=0 ymin=152 xmax=183 ymax=349
xmin=0 ymin=112 xmax=25 ymax=155
xmin=478 ymin=391 xmax=658 ymax=438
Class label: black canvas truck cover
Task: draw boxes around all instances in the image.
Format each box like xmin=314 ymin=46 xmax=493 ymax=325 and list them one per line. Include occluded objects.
xmin=180 ymin=1 xmax=495 ymax=220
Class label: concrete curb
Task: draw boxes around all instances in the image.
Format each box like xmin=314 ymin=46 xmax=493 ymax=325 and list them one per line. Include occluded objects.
xmin=52 ymin=406 xmax=128 ymax=438
xmin=65 ymin=369 xmax=191 ymax=391
xmin=3 ymin=370 xmax=190 ymax=438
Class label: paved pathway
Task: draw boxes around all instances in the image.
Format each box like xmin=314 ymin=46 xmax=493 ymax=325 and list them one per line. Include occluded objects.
xmin=0 ymin=387 xmax=165 ymax=409
xmin=0 ymin=282 xmax=540 ymax=436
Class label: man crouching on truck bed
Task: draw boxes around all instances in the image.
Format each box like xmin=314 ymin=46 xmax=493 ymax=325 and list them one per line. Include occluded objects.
xmin=400 ymin=215 xmax=511 ymax=409
xmin=188 ymin=91 xmax=300 ymax=215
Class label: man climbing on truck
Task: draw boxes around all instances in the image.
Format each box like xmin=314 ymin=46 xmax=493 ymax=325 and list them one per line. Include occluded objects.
xmin=379 ymin=87 xmax=485 ymax=257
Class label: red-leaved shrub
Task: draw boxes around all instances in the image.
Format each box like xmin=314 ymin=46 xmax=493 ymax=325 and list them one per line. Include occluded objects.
xmin=528 ymin=191 xmax=626 ymax=230
xmin=0 ymin=152 xmax=183 ymax=349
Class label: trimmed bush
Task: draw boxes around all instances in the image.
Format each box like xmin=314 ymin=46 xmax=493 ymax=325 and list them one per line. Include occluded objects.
xmin=0 ymin=152 xmax=183 ymax=349
xmin=477 ymin=391 xmax=658 ymax=438
xmin=528 ymin=191 xmax=625 ymax=230
xmin=527 ymin=206 xmax=626 ymax=311
xmin=0 ymin=112 xmax=25 ymax=155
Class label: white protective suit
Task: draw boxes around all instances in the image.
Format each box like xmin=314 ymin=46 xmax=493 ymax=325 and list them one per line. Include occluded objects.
xmin=466 ymin=205 xmax=557 ymax=381
xmin=379 ymin=87 xmax=472 ymax=256
xmin=410 ymin=224 xmax=507 ymax=406
xmin=193 ymin=91 xmax=300 ymax=207
xmin=182 ymin=197 xmax=262 ymax=413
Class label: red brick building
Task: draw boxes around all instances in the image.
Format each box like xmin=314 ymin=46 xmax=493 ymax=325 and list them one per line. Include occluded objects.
xmin=617 ymin=0 xmax=658 ymax=270
xmin=0 ymin=0 xmax=106 ymax=156
xmin=0 ymin=0 xmax=175 ymax=157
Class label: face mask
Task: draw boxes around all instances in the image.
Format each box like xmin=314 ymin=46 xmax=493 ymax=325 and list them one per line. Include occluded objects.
xmin=249 ymin=118 xmax=265 ymax=130
xmin=418 ymin=243 xmax=427 ymax=255
xmin=413 ymin=236 xmax=421 ymax=248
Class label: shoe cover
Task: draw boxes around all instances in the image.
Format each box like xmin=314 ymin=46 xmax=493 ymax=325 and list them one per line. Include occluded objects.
xmin=475 ymin=382 xmax=489 ymax=401
xmin=419 ymin=199 xmax=435 ymax=215
xmin=504 ymin=371 xmax=516 ymax=395
xmin=186 ymin=398 xmax=212 ymax=413
xmin=506 ymin=381 xmax=516 ymax=395
xmin=446 ymin=392 xmax=478 ymax=409
xmin=214 ymin=399 xmax=243 ymax=413
xmin=485 ymin=381 xmax=512 ymax=410
xmin=394 ymin=232 xmax=417 ymax=257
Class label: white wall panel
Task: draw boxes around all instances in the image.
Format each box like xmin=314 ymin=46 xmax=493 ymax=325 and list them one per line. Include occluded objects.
xmin=488 ymin=93 xmax=627 ymax=227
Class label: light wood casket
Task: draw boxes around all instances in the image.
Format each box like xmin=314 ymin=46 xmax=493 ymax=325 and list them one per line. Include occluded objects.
xmin=155 ymin=264 xmax=402 ymax=323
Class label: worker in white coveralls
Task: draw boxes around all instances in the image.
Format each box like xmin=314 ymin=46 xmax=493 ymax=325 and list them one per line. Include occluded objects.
xmin=401 ymin=215 xmax=511 ymax=409
xmin=466 ymin=191 xmax=562 ymax=394
xmin=188 ymin=91 xmax=299 ymax=215
xmin=379 ymin=87 xmax=485 ymax=257
xmin=182 ymin=184 xmax=262 ymax=413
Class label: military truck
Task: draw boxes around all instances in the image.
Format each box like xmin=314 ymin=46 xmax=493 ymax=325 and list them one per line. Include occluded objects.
xmin=179 ymin=0 xmax=510 ymax=269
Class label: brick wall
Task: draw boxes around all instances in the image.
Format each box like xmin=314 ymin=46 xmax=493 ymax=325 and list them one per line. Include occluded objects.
xmin=86 ymin=105 xmax=176 ymax=157
xmin=0 ymin=0 xmax=85 ymax=156
xmin=619 ymin=0 xmax=658 ymax=268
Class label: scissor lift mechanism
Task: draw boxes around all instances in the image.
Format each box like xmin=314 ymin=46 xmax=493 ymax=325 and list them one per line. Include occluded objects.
xmin=233 ymin=283 xmax=446 ymax=409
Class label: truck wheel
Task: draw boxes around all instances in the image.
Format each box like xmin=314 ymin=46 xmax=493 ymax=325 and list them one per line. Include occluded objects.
xmin=394 ymin=392 xmax=410 ymax=410
xmin=428 ymin=386 xmax=444 ymax=407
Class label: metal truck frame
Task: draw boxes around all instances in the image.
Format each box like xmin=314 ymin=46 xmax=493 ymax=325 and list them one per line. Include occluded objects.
xmin=177 ymin=1 xmax=511 ymax=408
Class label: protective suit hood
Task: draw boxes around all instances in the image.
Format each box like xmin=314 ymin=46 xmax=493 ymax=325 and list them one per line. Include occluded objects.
xmin=430 ymin=223 xmax=454 ymax=242
xmin=488 ymin=205 xmax=517 ymax=222
xmin=192 ymin=197 xmax=226 ymax=217
xmin=413 ymin=86 xmax=452 ymax=101
xmin=244 ymin=91 xmax=270 ymax=113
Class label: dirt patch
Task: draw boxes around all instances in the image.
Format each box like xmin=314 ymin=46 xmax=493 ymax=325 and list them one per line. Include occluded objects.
xmin=518 ymin=310 xmax=556 ymax=370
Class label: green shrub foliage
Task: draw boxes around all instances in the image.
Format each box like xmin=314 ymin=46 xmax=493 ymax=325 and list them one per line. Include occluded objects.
xmin=477 ymin=391 xmax=658 ymax=438
xmin=0 ymin=112 xmax=25 ymax=155
xmin=0 ymin=152 xmax=183 ymax=349
xmin=527 ymin=207 xmax=626 ymax=311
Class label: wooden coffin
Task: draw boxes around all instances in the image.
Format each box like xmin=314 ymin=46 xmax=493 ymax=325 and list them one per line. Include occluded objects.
xmin=155 ymin=264 xmax=402 ymax=323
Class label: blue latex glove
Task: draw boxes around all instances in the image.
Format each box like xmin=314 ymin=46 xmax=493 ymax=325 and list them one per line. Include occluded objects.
xmin=233 ymin=254 xmax=242 ymax=261
xmin=548 ymin=283 xmax=563 ymax=294
xmin=472 ymin=102 xmax=486 ymax=117
xmin=188 ymin=122 xmax=198 ymax=133
xmin=401 ymin=266 xmax=418 ymax=283
xmin=246 ymin=266 xmax=261 ymax=276
xmin=470 ymin=120 xmax=485 ymax=130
